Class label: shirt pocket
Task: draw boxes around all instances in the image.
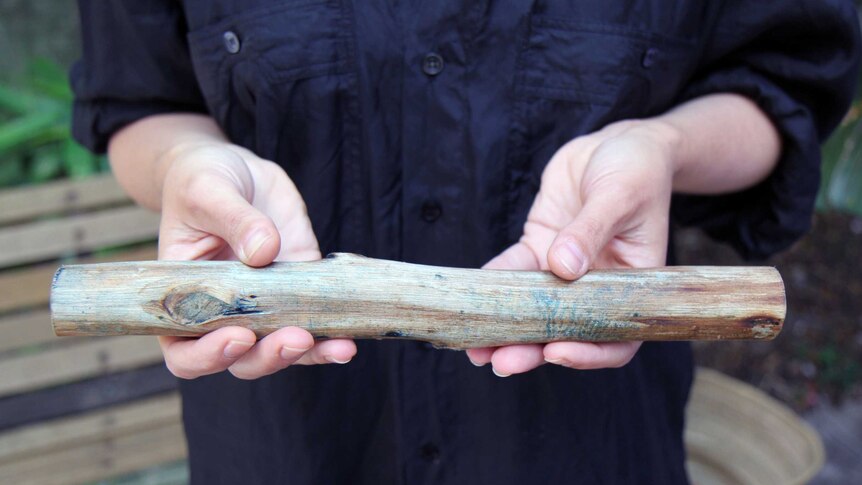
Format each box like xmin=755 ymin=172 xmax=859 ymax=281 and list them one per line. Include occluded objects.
xmin=505 ymin=16 xmax=695 ymax=242
xmin=516 ymin=17 xmax=695 ymax=112
xmin=185 ymin=0 xmax=361 ymax=253
xmin=186 ymin=0 xmax=353 ymax=147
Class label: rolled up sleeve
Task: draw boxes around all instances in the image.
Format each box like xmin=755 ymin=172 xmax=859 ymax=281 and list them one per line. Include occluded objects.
xmin=671 ymin=0 xmax=861 ymax=259
xmin=71 ymin=0 xmax=206 ymax=153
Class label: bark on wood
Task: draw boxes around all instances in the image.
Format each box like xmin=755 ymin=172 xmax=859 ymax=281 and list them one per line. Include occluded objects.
xmin=51 ymin=253 xmax=786 ymax=349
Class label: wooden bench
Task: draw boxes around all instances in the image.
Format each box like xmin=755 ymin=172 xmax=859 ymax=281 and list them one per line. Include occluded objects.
xmin=0 ymin=174 xmax=187 ymax=484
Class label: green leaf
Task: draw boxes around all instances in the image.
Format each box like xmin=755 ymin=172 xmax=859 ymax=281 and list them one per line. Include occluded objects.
xmin=0 ymin=85 xmax=45 ymax=115
xmin=818 ymin=118 xmax=854 ymax=209
xmin=0 ymin=110 xmax=62 ymax=155
xmin=98 ymin=154 xmax=110 ymax=172
xmin=824 ymin=118 xmax=862 ymax=215
xmin=24 ymin=123 xmax=69 ymax=148
xmin=62 ymin=138 xmax=97 ymax=178
xmin=0 ymin=155 xmax=26 ymax=187
xmin=29 ymin=57 xmax=73 ymax=101
xmin=819 ymin=98 xmax=862 ymax=215
xmin=28 ymin=144 xmax=63 ymax=183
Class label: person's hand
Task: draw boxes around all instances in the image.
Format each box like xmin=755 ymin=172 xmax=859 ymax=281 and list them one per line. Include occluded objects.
xmin=466 ymin=120 xmax=680 ymax=376
xmin=156 ymin=144 xmax=356 ymax=379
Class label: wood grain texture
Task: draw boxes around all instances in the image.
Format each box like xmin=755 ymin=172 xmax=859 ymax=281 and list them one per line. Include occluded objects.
xmin=0 ymin=174 xmax=129 ymax=226
xmin=0 ymin=310 xmax=60 ymax=353
xmin=0 ymin=393 xmax=180 ymax=465
xmin=0 ymin=336 xmax=164 ymax=398
xmin=0 ymin=419 xmax=185 ymax=485
xmin=0 ymin=365 xmax=177 ymax=431
xmin=0 ymin=205 xmax=159 ymax=269
xmin=51 ymin=253 xmax=786 ymax=349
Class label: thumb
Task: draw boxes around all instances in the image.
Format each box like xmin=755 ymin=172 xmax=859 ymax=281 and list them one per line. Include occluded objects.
xmin=547 ymin=192 xmax=628 ymax=280
xmin=182 ymin=178 xmax=281 ymax=267
xmin=220 ymin=200 xmax=281 ymax=267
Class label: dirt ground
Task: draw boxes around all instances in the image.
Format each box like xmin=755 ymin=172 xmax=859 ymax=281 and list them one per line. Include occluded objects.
xmin=674 ymin=211 xmax=862 ymax=483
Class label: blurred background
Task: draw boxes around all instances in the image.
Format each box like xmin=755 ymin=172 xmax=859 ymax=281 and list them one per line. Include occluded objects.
xmin=0 ymin=2 xmax=860 ymax=484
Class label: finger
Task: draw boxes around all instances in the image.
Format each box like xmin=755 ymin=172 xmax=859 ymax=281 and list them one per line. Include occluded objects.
xmin=294 ymin=338 xmax=357 ymax=365
xmin=158 ymin=327 xmax=257 ymax=379
xmin=182 ymin=175 xmax=282 ymax=267
xmin=465 ymin=347 xmax=495 ymax=366
xmin=546 ymin=189 xmax=631 ymax=280
xmin=543 ymin=341 xmax=641 ymax=370
xmin=227 ymin=327 xmax=315 ymax=379
xmin=482 ymin=242 xmax=540 ymax=271
xmin=489 ymin=344 xmax=546 ymax=377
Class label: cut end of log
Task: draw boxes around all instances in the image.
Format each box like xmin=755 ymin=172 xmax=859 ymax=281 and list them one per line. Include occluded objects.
xmin=49 ymin=266 xmax=66 ymax=337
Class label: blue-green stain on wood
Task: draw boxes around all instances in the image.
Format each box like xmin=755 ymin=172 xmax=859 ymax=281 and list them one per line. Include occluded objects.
xmin=533 ymin=283 xmax=637 ymax=340
xmin=533 ymin=289 xmax=562 ymax=339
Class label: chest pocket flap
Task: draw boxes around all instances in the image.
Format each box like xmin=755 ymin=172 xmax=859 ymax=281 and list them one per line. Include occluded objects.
xmin=186 ymin=1 xmax=350 ymax=118
xmin=518 ymin=17 xmax=694 ymax=111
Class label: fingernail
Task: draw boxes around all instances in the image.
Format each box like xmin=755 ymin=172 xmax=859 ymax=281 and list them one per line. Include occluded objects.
xmin=240 ymin=230 xmax=271 ymax=262
xmin=555 ymin=241 xmax=588 ymax=276
xmin=545 ymin=357 xmax=571 ymax=367
xmin=325 ymin=355 xmax=351 ymax=364
xmin=468 ymin=357 xmax=485 ymax=367
xmin=280 ymin=345 xmax=311 ymax=360
xmin=224 ymin=340 xmax=254 ymax=358
xmin=492 ymin=368 xmax=510 ymax=378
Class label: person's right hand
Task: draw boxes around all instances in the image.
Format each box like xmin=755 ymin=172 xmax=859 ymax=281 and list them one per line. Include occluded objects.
xmin=156 ymin=143 xmax=356 ymax=379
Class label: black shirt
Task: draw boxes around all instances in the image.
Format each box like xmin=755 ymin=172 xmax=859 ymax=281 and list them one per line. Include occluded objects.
xmin=72 ymin=1 xmax=860 ymax=483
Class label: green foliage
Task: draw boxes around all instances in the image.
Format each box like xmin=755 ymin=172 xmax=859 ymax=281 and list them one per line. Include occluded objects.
xmin=0 ymin=58 xmax=105 ymax=188
xmin=818 ymin=73 xmax=862 ymax=216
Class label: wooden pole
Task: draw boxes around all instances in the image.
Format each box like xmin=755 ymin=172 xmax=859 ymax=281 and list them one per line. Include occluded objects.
xmin=51 ymin=253 xmax=785 ymax=349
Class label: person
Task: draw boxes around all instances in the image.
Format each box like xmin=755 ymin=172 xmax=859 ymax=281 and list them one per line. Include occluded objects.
xmin=72 ymin=1 xmax=860 ymax=483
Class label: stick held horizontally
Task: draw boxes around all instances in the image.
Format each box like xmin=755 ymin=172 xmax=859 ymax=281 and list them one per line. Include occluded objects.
xmin=50 ymin=253 xmax=785 ymax=349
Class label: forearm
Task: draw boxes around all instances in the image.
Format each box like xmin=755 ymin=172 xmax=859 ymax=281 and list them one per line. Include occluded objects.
xmin=647 ymin=93 xmax=782 ymax=195
xmin=107 ymin=113 xmax=230 ymax=210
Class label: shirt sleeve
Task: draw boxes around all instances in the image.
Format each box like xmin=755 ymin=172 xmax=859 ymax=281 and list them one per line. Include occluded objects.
xmin=670 ymin=0 xmax=861 ymax=260
xmin=71 ymin=0 xmax=207 ymax=153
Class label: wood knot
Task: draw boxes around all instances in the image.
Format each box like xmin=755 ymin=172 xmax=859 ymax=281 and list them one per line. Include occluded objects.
xmin=147 ymin=285 xmax=261 ymax=326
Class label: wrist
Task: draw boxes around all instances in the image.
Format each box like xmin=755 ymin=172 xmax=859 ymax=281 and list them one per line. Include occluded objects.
xmin=157 ymin=139 xmax=228 ymax=183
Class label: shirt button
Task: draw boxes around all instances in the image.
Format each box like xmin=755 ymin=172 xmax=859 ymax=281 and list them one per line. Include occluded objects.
xmin=641 ymin=47 xmax=658 ymax=68
xmin=419 ymin=443 xmax=441 ymax=463
xmin=223 ymin=31 xmax=241 ymax=54
xmin=420 ymin=201 xmax=442 ymax=222
xmin=422 ymin=53 xmax=444 ymax=76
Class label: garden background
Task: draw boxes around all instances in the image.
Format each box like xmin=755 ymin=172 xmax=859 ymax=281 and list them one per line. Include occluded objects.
xmin=1 ymin=2 xmax=860 ymax=483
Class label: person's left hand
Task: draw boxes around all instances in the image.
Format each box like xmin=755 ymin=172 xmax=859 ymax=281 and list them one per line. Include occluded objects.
xmin=466 ymin=119 xmax=680 ymax=376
